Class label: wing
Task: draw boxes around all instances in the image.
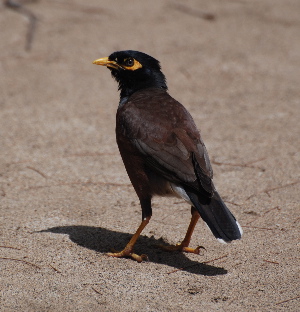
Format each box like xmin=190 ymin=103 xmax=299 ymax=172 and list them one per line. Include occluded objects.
xmin=117 ymin=88 xmax=214 ymax=196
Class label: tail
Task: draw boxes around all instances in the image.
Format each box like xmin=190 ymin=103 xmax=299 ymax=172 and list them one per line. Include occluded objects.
xmin=185 ymin=189 xmax=242 ymax=243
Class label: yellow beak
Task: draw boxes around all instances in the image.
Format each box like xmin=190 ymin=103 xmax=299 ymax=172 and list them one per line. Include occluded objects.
xmin=93 ymin=57 xmax=120 ymax=69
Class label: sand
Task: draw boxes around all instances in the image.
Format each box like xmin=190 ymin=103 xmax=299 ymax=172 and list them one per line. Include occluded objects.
xmin=0 ymin=0 xmax=299 ymax=311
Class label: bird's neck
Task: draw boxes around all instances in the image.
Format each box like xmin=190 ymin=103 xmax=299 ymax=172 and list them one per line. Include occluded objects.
xmin=116 ymin=70 xmax=167 ymax=103
xmin=119 ymin=82 xmax=167 ymax=105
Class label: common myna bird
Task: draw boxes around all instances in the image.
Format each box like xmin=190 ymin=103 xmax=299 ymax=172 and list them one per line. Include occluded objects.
xmin=93 ymin=50 xmax=242 ymax=262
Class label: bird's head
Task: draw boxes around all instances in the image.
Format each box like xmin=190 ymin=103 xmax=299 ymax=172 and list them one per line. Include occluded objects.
xmin=93 ymin=50 xmax=167 ymax=99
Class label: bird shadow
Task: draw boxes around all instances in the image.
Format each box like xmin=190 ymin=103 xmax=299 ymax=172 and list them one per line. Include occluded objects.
xmin=40 ymin=225 xmax=227 ymax=276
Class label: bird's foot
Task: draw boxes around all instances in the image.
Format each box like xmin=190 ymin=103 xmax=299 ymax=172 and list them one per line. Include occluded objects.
xmin=156 ymin=243 xmax=206 ymax=255
xmin=107 ymin=248 xmax=149 ymax=263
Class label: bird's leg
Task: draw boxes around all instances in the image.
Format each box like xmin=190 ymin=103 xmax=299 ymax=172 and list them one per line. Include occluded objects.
xmin=107 ymin=216 xmax=151 ymax=262
xmin=157 ymin=208 xmax=205 ymax=254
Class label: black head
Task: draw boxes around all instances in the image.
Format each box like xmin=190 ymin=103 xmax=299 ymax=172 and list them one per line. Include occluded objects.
xmin=93 ymin=50 xmax=167 ymax=99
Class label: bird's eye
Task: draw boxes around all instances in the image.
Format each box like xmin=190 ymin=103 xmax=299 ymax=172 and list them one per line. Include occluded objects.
xmin=124 ymin=58 xmax=134 ymax=67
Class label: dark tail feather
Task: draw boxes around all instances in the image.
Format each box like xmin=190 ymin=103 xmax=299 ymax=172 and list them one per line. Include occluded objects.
xmin=185 ymin=189 xmax=242 ymax=243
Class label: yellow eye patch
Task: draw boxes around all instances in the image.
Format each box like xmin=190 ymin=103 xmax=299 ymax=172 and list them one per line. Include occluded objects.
xmin=122 ymin=58 xmax=143 ymax=71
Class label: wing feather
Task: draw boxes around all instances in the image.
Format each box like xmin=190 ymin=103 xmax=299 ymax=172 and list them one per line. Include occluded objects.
xmin=118 ymin=88 xmax=214 ymax=196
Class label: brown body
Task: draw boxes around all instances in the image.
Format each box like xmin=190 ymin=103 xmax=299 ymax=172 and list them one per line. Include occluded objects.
xmin=116 ymin=88 xmax=213 ymax=219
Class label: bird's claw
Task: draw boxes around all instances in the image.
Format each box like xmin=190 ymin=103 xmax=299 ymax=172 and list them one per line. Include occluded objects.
xmin=185 ymin=245 xmax=206 ymax=255
xmin=107 ymin=249 xmax=149 ymax=262
xmin=155 ymin=243 xmax=206 ymax=255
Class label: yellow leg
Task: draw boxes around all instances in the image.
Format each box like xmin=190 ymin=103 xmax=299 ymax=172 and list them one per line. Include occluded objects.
xmin=157 ymin=210 xmax=205 ymax=254
xmin=107 ymin=216 xmax=150 ymax=262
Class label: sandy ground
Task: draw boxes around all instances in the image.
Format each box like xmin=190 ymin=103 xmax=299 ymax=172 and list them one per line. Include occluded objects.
xmin=1 ymin=0 xmax=299 ymax=311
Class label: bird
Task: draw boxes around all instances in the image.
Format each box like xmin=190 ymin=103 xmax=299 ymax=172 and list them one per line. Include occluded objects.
xmin=93 ymin=50 xmax=242 ymax=262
